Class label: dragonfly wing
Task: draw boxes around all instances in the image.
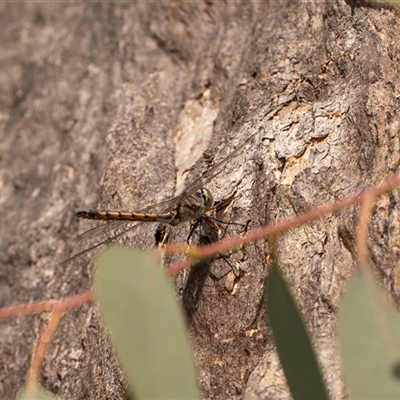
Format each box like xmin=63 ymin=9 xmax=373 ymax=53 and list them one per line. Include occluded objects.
xmin=62 ymin=220 xmax=144 ymax=266
xmin=170 ymin=131 xmax=258 ymax=209
xmin=61 ymin=234 xmax=115 ymax=266
xmin=77 ymin=219 xmax=126 ymax=242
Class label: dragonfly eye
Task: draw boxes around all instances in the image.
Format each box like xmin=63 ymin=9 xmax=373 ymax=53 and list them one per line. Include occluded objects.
xmin=200 ymin=188 xmax=214 ymax=209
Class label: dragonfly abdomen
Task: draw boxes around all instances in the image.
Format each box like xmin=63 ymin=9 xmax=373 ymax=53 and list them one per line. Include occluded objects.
xmin=75 ymin=210 xmax=173 ymax=223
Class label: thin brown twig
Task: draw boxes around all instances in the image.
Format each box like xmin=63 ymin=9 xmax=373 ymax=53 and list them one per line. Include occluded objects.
xmin=166 ymin=174 xmax=400 ymax=276
xmin=2 ymin=174 xmax=400 ymax=314
xmin=0 ymin=291 xmax=95 ymax=320
xmin=356 ymin=193 xmax=400 ymax=360
xmin=26 ymin=311 xmax=64 ymax=392
xmin=357 ymin=195 xmax=375 ymax=267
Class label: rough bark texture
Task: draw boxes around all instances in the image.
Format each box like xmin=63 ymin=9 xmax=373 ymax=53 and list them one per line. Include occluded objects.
xmin=1 ymin=1 xmax=400 ymax=399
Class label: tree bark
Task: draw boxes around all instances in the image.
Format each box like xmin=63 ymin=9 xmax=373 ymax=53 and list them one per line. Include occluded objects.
xmin=1 ymin=1 xmax=399 ymax=399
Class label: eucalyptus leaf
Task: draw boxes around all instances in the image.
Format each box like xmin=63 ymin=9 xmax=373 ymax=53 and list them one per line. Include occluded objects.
xmin=17 ymin=386 xmax=57 ymax=400
xmin=339 ymin=269 xmax=400 ymax=399
xmin=96 ymin=247 xmax=200 ymax=400
xmin=265 ymin=261 xmax=329 ymax=400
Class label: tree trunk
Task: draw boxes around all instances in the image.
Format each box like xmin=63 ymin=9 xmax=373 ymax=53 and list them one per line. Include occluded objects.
xmin=1 ymin=1 xmax=399 ymax=399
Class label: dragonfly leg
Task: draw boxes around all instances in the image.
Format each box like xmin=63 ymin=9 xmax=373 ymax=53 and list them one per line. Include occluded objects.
xmin=186 ymin=220 xmax=201 ymax=243
xmin=155 ymin=224 xmax=168 ymax=247
xmin=198 ymin=217 xmax=240 ymax=278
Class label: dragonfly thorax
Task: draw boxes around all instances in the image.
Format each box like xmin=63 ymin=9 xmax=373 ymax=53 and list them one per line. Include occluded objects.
xmin=168 ymin=188 xmax=214 ymax=226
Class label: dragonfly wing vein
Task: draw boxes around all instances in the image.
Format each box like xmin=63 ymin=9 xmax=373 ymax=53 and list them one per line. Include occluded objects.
xmin=62 ymin=221 xmax=143 ymax=266
xmin=172 ymin=131 xmax=257 ymax=208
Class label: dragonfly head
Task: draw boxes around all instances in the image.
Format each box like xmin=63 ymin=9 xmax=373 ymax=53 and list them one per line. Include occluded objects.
xmin=200 ymin=188 xmax=214 ymax=210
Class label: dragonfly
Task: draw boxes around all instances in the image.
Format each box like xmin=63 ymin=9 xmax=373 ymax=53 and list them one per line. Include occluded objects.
xmin=62 ymin=131 xmax=258 ymax=266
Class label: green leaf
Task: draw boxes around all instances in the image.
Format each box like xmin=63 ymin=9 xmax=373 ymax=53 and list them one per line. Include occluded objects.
xmin=96 ymin=247 xmax=200 ymax=400
xmin=17 ymin=386 xmax=57 ymax=400
xmin=265 ymin=262 xmax=329 ymax=400
xmin=338 ymin=269 xmax=400 ymax=399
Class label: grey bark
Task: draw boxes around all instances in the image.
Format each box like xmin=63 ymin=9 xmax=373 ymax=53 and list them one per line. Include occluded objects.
xmin=1 ymin=1 xmax=399 ymax=399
